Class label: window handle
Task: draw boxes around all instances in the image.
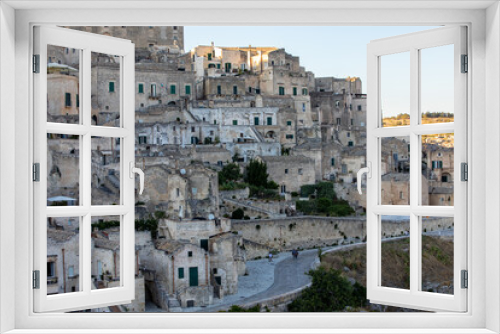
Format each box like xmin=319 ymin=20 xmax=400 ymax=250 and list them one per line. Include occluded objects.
xmin=357 ymin=162 xmax=371 ymax=195
xmin=129 ymin=162 xmax=144 ymax=195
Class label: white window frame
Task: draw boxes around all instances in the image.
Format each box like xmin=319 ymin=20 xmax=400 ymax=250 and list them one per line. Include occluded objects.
xmin=0 ymin=2 xmax=499 ymax=334
xmin=33 ymin=26 xmax=136 ymax=313
xmin=365 ymin=26 xmax=467 ymax=312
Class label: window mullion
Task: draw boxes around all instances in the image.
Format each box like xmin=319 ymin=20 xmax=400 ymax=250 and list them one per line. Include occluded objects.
xmin=409 ymin=47 xmax=420 ymax=295
xmin=82 ymin=48 xmax=92 ymax=294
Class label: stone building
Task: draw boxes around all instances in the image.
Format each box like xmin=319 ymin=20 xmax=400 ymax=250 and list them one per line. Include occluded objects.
xmin=256 ymin=155 xmax=315 ymax=194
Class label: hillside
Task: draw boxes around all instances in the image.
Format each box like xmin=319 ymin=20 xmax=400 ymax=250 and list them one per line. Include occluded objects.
xmin=321 ymin=235 xmax=454 ymax=294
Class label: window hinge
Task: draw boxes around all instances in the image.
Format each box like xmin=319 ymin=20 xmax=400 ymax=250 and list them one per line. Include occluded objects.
xmin=461 ymin=270 xmax=468 ymax=289
xmin=33 ymin=54 xmax=40 ymax=73
xmin=33 ymin=163 xmax=40 ymax=182
xmin=461 ymin=162 xmax=468 ymax=181
xmin=33 ymin=270 xmax=40 ymax=289
xmin=461 ymin=54 xmax=468 ymax=73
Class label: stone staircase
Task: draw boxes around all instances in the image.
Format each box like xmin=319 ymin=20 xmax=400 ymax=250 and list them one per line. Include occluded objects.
xmin=222 ymin=198 xmax=286 ymax=218
xmin=167 ymin=294 xmax=182 ymax=312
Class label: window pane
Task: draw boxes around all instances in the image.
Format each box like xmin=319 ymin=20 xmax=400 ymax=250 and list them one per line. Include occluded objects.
xmin=421 ymin=133 xmax=454 ymax=206
xmin=47 ymin=217 xmax=80 ymax=295
xmin=421 ymin=216 xmax=454 ymax=295
xmin=47 ymin=133 xmax=80 ymax=206
xmin=380 ymin=52 xmax=410 ymax=127
xmin=420 ymin=45 xmax=454 ymax=125
xmin=91 ymin=52 xmax=121 ymax=127
xmin=91 ymin=216 xmax=121 ymax=290
xmin=381 ymin=215 xmax=410 ymax=290
xmin=91 ymin=137 xmax=121 ymax=205
xmin=381 ymin=136 xmax=410 ymax=205
xmin=47 ymin=45 xmax=80 ymax=124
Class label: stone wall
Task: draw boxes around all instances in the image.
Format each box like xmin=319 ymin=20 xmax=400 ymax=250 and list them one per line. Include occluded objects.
xmin=233 ymin=216 xmax=454 ymax=250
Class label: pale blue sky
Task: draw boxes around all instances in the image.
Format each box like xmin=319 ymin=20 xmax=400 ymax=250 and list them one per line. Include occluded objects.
xmin=184 ymin=26 xmax=454 ymax=117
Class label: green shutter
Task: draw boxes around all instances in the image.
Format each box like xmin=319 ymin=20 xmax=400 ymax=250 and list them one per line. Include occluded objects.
xmin=217 ymin=85 xmax=222 ymax=95
xmin=233 ymin=120 xmax=238 ymax=125
xmin=287 ymin=121 xmax=292 ymax=126
xmin=217 ymin=64 xmax=221 ymax=69
xmin=208 ymin=53 xmax=212 ymax=60
xmin=76 ymin=94 xmax=79 ymax=108
xmin=233 ymin=86 xmax=238 ymax=95
xmin=267 ymin=117 xmax=272 ymax=125
xmin=109 ymin=82 xmax=115 ymax=92
xmin=185 ymin=85 xmax=191 ymax=95
xmin=254 ymin=117 xmax=259 ymax=126
xmin=189 ymin=267 xmax=199 ymax=287
xmin=302 ymin=88 xmax=308 ymax=95
xmin=170 ymin=85 xmax=176 ymax=94
xmin=65 ymin=93 xmax=71 ymax=107
xmin=138 ymin=83 xmax=144 ymax=94
xmin=178 ymin=268 xmax=184 ymax=279
xmin=279 ymin=87 xmax=285 ymax=95
xmin=200 ymin=239 xmax=209 ymax=251
xmin=293 ymin=87 xmax=297 ymax=96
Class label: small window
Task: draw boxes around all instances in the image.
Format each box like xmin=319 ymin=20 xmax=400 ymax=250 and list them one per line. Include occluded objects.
xmin=217 ymin=63 xmax=221 ymax=69
xmin=200 ymin=239 xmax=209 ymax=251
xmin=348 ymin=141 xmax=354 ymax=147
xmin=286 ymin=134 xmax=294 ymax=139
xmin=254 ymin=117 xmax=259 ymax=125
xmin=151 ymin=84 xmax=157 ymax=97
xmin=170 ymin=85 xmax=176 ymax=94
xmin=347 ymin=132 xmax=351 ymax=138
xmin=302 ymin=103 xmax=306 ymax=112
xmin=214 ymin=120 xmax=217 ymax=125
xmin=341 ymin=164 xmax=348 ymax=174
xmin=138 ymin=83 xmax=144 ymax=94
xmin=357 ymin=105 xmax=362 ymax=111
xmin=351 ymin=119 xmax=354 ymax=126
xmin=267 ymin=117 xmax=272 ymax=125
xmin=331 ymin=158 xmax=335 ymax=166
xmin=178 ymin=268 xmax=184 ymax=279
xmin=400 ymin=191 xmax=404 ymax=199
xmin=64 ymin=92 xmax=71 ymax=107
xmin=68 ymin=266 xmax=74 ymax=278
xmin=217 ymin=85 xmax=222 ymax=95
xmin=298 ymin=168 xmax=303 ymax=175
xmin=287 ymin=121 xmax=292 ymax=126
xmin=233 ymin=86 xmax=238 ymax=95
xmin=185 ymin=85 xmax=191 ymax=95
xmin=207 ymin=53 xmax=212 ymax=60
xmin=188 ymin=251 xmax=193 ymax=257
xmin=285 ymin=169 xmax=289 ymax=174
xmin=176 ymin=188 xmax=180 ymax=197
xmin=279 ymin=86 xmax=285 ymax=95
xmin=336 ymin=118 xmax=341 ymax=125
xmin=191 ymin=127 xmax=195 ymax=132
xmin=192 ymin=187 xmax=197 ymax=195
xmin=293 ymin=87 xmax=297 ymax=96
xmin=302 ymin=88 xmax=308 ymax=95
xmin=233 ymin=120 xmax=238 ymax=125
xmin=109 ymin=81 xmax=115 ymax=93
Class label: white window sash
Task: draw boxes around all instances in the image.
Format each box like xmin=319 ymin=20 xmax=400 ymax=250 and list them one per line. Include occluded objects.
xmin=33 ymin=26 xmax=136 ymax=313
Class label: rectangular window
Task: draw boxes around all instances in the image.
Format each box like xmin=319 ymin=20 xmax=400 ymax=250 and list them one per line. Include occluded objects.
xmin=109 ymin=81 xmax=115 ymax=92
xmin=185 ymin=85 xmax=191 ymax=95
xmin=254 ymin=117 xmax=259 ymax=125
xmin=207 ymin=53 xmax=212 ymax=60
xmin=189 ymin=267 xmax=199 ymax=287
xmin=357 ymin=105 xmax=362 ymax=111
xmin=302 ymin=88 xmax=308 ymax=95
xmin=176 ymin=188 xmax=180 ymax=197
xmin=192 ymin=187 xmax=197 ymax=195
xmin=287 ymin=120 xmax=292 ymax=126
xmin=298 ymin=168 xmax=303 ymax=175
xmin=336 ymin=118 xmax=341 ymax=125
xmin=233 ymin=120 xmax=238 ymax=125
xmin=138 ymin=83 xmax=144 ymax=94
xmin=286 ymin=134 xmax=294 ymax=139
xmin=188 ymin=251 xmax=193 ymax=257
xmin=64 ymin=92 xmax=71 ymax=107
xmin=76 ymin=94 xmax=79 ymax=108
xmin=341 ymin=164 xmax=347 ymax=174
xmin=217 ymin=85 xmax=222 ymax=95
xmin=225 ymin=62 xmax=231 ymax=73
xmin=178 ymin=268 xmax=184 ymax=279
xmin=170 ymin=85 xmax=176 ymax=94
xmin=351 ymin=119 xmax=354 ymax=125
xmin=216 ymin=63 xmax=221 ymax=69
xmin=347 ymin=132 xmax=351 ymax=137
xmin=331 ymin=157 xmax=335 ymax=166
xmin=267 ymin=117 xmax=272 ymax=125
xmin=293 ymin=87 xmax=297 ymax=96
xmin=68 ymin=265 xmax=74 ymax=278
xmin=285 ymin=169 xmax=289 ymax=174
xmin=279 ymin=86 xmax=285 ymax=95
xmin=233 ymin=86 xmax=238 ymax=95
xmin=302 ymin=103 xmax=306 ymax=112
xmin=348 ymin=141 xmax=354 ymax=147
xmin=200 ymin=239 xmax=209 ymax=251
xmin=151 ymin=84 xmax=157 ymax=97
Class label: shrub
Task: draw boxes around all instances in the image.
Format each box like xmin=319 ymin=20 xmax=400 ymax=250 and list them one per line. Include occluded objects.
xmin=231 ymin=208 xmax=244 ymax=219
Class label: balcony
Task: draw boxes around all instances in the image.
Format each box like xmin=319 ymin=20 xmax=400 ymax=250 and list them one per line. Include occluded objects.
xmin=149 ymin=94 xmax=162 ymax=100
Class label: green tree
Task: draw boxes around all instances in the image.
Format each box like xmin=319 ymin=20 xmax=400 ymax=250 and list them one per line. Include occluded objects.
xmin=218 ymin=163 xmax=241 ymax=185
xmin=245 ymin=160 xmax=269 ymax=188
xmin=288 ymin=267 xmax=367 ymax=312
